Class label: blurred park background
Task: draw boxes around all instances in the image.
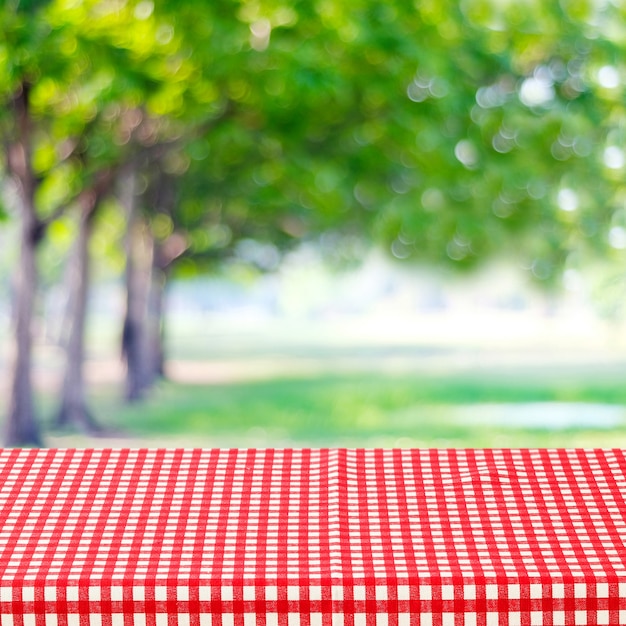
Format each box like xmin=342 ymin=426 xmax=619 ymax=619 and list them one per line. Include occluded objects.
xmin=3 ymin=0 xmax=626 ymax=448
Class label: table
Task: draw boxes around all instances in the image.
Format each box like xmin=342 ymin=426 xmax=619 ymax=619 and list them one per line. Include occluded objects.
xmin=1 ymin=448 xmax=625 ymax=625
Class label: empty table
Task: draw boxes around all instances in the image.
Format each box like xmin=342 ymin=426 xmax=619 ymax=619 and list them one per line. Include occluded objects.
xmin=1 ymin=448 xmax=625 ymax=625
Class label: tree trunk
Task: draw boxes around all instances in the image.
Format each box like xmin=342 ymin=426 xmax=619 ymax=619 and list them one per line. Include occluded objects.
xmin=147 ymin=251 xmax=167 ymax=381
xmin=143 ymin=173 xmax=186 ymax=386
xmin=120 ymin=162 xmax=154 ymax=401
xmin=5 ymin=212 xmax=43 ymax=447
xmin=123 ymin=223 xmax=157 ymax=400
xmin=4 ymin=83 xmax=43 ymax=447
xmin=54 ymin=194 xmax=100 ymax=433
xmin=120 ymin=163 xmax=185 ymax=401
xmin=136 ymin=234 xmax=183 ymax=390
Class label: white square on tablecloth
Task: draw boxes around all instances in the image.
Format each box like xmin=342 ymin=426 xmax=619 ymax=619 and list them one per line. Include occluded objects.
xmin=486 ymin=614 xmax=498 ymax=626
xmin=309 ymin=586 xmax=321 ymax=601
xmin=441 ymin=586 xmax=454 ymax=601
xmin=222 ymin=586 xmax=234 ymax=601
xmin=353 ymin=586 xmax=366 ymax=601
xmin=442 ymin=614 xmax=455 ymax=626
xmin=553 ymin=584 xmax=564 ymax=599
xmin=376 ymin=586 xmax=388 ymax=600
xmin=420 ymin=614 xmax=432 ymax=626
xmin=178 ymin=614 xmax=190 ymax=626
xmin=376 ymin=614 xmax=388 ymax=626
xmin=530 ymin=584 xmax=542 ymax=599
xmin=133 ymin=587 xmax=145 ymax=601
xmin=178 ymin=586 xmax=190 ymax=601
xmin=111 ymin=586 xmax=124 ymax=601
xmin=89 ymin=615 xmax=102 ymax=626
xmin=45 ymin=586 xmax=57 ymax=601
xmin=199 ymin=615 xmax=212 ymax=626
xmin=288 ymin=613 xmax=300 ymax=626
xmin=574 ymin=584 xmax=586 ymax=598
xmin=266 ymin=586 xmax=278 ymax=601
xmin=531 ymin=612 xmax=542 ymax=625
xmin=331 ymin=613 xmax=343 ymax=626
xmin=596 ymin=583 xmax=609 ymax=597
xmin=464 ymin=585 xmax=475 ymax=600
xmin=553 ymin=611 xmax=565 ymax=626
xmin=310 ymin=614 xmax=323 ymax=626
xmin=243 ymin=586 xmax=255 ymax=600
xmin=133 ymin=615 xmax=146 ymax=626
xmin=397 ymin=586 xmax=410 ymax=601
xmin=66 ymin=587 xmax=79 ymax=602
xmin=464 ymin=614 xmax=476 ymax=626
xmin=419 ymin=585 xmax=431 ymax=601
xmin=22 ymin=587 xmax=35 ymax=601
xmin=155 ymin=615 xmax=168 ymax=626
xmin=222 ymin=614 xmax=234 ymax=626
xmin=288 ymin=586 xmax=299 ymax=600
xmin=508 ymin=612 xmax=520 ymax=626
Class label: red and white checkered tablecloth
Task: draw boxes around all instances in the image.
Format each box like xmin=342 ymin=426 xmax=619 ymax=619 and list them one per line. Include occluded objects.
xmin=1 ymin=448 xmax=626 ymax=626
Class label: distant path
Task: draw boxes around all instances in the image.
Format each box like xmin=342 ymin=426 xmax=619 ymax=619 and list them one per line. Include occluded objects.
xmin=2 ymin=342 xmax=626 ymax=395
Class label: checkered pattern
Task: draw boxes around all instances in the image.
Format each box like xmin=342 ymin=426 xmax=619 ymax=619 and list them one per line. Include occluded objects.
xmin=1 ymin=449 xmax=626 ymax=625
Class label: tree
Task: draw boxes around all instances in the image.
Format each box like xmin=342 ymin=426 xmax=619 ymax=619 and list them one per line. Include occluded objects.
xmin=120 ymin=163 xmax=188 ymax=399
xmin=119 ymin=157 xmax=172 ymax=401
xmin=50 ymin=0 xmax=223 ymax=425
xmin=4 ymin=85 xmax=44 ymax=446
xmin=0 ymin=0 xmax=197 ymax=441
xmin=0 ymin=0 xmax=83 ymax=445
xmin=54 ymin=171 xmax=113 ymax=432
xmin=115 ymin=0 xmax=626 ymax=399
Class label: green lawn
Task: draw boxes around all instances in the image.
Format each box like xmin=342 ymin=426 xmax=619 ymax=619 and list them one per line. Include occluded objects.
xmin=47 ymin=369 xmax=626 ymax=448
xmin=37 ymin=315 xmax=626 ymax=448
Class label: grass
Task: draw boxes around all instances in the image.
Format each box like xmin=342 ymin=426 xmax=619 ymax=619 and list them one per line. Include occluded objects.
xmin=46 ymin=368 xmax=626 ymax=449
xmin=33 ymin=312 xmax=626 ymax=448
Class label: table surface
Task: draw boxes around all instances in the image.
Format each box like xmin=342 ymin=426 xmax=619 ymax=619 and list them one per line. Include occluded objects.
xmin=1 ymin=448 xmax=626 ymax=625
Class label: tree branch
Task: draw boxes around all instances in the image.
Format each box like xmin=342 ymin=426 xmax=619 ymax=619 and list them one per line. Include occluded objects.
xmin=137 ymin=99 xmax=237 ymax=166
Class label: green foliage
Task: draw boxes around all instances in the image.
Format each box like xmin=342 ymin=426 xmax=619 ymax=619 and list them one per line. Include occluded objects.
xmin=3 ymin=0 xmax=626 ymax=284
